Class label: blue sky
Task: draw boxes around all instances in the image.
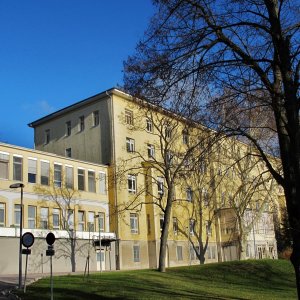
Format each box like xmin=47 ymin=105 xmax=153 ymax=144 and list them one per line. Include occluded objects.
xmin=0 ymin=0 xmax=154 ymax=148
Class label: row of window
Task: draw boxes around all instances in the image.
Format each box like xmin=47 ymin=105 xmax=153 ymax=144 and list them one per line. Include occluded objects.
xmin=44 ymin=111 xmax=100 ymax=144
xmin=0 ymin=152 xmax=106 ymax=194
xmin=130 ymin=213 xmax=212 ymax=236
xmin=127 ymin=173 xmax=210 ymax=204
xmin=132 ymin=244 xmax=216 ymax=263
xmin=125 ymin=109 xmax=190 ymax=144
xmin=0 ymin=202 xmax=105 ymax=232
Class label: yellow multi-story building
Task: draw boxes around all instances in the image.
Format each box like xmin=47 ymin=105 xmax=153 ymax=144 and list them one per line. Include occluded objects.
xmin=26 ymin=87 xmax=278 ymax=270
xmin=0 ymin=142 xmax=115 ymax=274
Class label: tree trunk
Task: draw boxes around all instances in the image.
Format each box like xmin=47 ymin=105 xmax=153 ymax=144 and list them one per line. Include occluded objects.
xmin=158 ymin=193 xmax=173 ymax=272
xmin=71 ymin=237 xmax=76 ymax=272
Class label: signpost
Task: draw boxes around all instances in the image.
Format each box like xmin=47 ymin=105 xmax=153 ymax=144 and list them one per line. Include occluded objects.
xmin=21 ymin=232 xmax=35 ymax=293
xmin=46 ymin=232 xmax=55 ymax=300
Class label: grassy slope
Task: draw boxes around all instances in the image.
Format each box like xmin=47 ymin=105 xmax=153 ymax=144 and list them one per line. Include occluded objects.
xmin=19 ymin=259 xmax=297 ymax=299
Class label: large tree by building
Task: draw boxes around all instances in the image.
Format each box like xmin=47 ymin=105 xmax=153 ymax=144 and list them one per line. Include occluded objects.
xmin=114 ymin=103 xmax=215 ymax=271
xmin=124 ymin=0 xmax=300 ymax=296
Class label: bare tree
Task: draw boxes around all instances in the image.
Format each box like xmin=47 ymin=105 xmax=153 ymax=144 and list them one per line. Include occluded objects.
xmin=35 ymin=173 xmax=84 ymax=272
xmin=124 ymin=0 xmax=300 ymax=295
xmin=115 ymin=104 xmax=215 ymax=271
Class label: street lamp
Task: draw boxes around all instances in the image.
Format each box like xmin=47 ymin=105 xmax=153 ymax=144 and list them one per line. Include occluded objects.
xmin=95 ymin=214 xmax=102 ymax=273
xmin=9 ymin=183 xmax=24 ymax=289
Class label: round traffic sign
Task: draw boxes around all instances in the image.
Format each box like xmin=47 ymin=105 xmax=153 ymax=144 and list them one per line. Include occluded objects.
xmin=46 ymin=232 xmax=56 ymax=245
xmin=22 ymin=232 xmax=35 ymax=248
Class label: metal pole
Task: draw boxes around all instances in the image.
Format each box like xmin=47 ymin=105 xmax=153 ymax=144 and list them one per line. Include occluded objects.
xmin=24 ymin=253 xmax=28 ymax=293
xmin=41 ymin=253 xmax=43 ymax=274
xmin=50 ymin=255 xmax=53 ymax=300
xmin=19 ymin=186 xmax=23 ymax=289
xmin=99 ymin=218 xmax=102 ymax=273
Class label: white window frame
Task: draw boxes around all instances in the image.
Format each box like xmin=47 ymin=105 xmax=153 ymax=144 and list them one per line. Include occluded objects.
xmin=78 ymin=210 xmax=85 ymax=231
xmin=78 ymin=168 xmax=85 ymax=191
xmin=146 ymin=118 xmax=153 ymax=132
xmin=125 ymin=109 xmax=133 ymax=125
xmin=99 ymin=172 xmax=106 ymax=194
xmin=157 ymin=177 xmax=164 ymax=196
xmin=130 ymin=213 xmax=139 ymax=234
xmin=65 ymin=165 xmax=74 ymax=189
xmin=78 ymin=116 xmax=85 ymax=132
xmin=40 ymin=207 xmax=49 ymax=229
xmin=28 ymin=158 xmax=37 ymax=183
xmin=54 ymin=163 xmax=62 ymax=187
xmin=13 ymin=156 xmax=23 ymax=181
xmin=41 ymin=160 xmax=50 ymax=186
xmin=0 ymin=203 xmax=5 ymax=227
xmin=147 ymin=144 xmax=155 ymax=158
xmin=88 ymin=170 xmax=96 ymax=193
xmin=126 ymin=137 xmax=135 ymax=152
xmin=52 ymin=208 xmax=60 ymax=230
xmin=0 ymin=152 xmax=9 ymax=180
xmin=133 ymin=245 xmax=140 ymax=262
xmin=28 ymin=205 xmax=36 ymax=229
xmin=128 ymin=174 xmax=137 ymax=193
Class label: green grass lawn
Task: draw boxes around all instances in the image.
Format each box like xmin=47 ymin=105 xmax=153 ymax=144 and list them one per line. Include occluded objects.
xmin=17 ymin=259 xmax=297 ymax=299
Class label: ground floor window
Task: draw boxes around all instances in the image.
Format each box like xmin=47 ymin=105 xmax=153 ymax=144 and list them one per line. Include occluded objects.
xmin=133 ymin=245 xmax=140 ymax=262
xmin=207 ymin=245 xmax=216 ymax=260
xmin=0 ymin=203 xmax=5 ymax=227
xmin=177 ymin=245 xmax=183 ymax=261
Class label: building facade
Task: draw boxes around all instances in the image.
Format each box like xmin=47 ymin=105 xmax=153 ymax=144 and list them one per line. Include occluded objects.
xmin=27 ymin=88 xmax=278 ymax=270
xmin=0 ymin=143 xmax=115 ymax=274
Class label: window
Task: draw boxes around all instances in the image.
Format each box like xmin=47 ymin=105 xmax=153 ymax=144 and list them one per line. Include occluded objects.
xmin=28 ymin=206 xmax=36 ymax=229
xmin=40 ymin=207 xmax=49 ymax=229
xmin=93 ymin=110 xmax=99 ymax=126
xmin=28 ymin=158 xmax=37 ymax=183
xmin=54 ymin=163 xmax=62 ymax=187
xmin=78 ymin=116 xmax=85 ymax=132
xmin=14 ymin=204 xmax=21 ymax=227
xmin=190 ymin=246 xmax=196 ymax=260
xmin=147 ymin=144 xmax=155 ymax=158
xmin=128 ymin=174 xmax=136 ymax=193
xmin=0 ymin=203 xmax=5 ymax=227
xmin=199 ymin=159 xmax=207 ymax=174
xmin=160 ymin=214 xmax=164 ymax=231
xmin=125 ymin=109 xmax=133 ymax=125
xmin=88 ymin=170 xmax=96 ymax=193
xmin=202 ymin=188 xmax=209 ymax=206
xmin=173 ymin=217 xmax=178 ymax=234
xmin=189 ymin=219 xmax=195 ymax=235
xmin=78 ymin=211 xmax=85 ymax=231
xmin=65 ymin=148 xmax=72 ymax=158
xmin=41 ymin=161 xmax=50 ymax=185
xmin=182 ymin=130 xmax=189 ymax=144
xmin=126 ymin=137 xmax=135 ymax=152
xmin=0 ymin=152 xmax=9 ymax=180
xmin=177 ymin=246 xmax=183 ymax=261
xmin=130 ymin=213 xmax=139 ymax=234
xmin=52 ymin=208 xmax=60 ymax=230
xmin=97 ymin=212 xmax=105 ymax=232
xmin=78 ymin=168 xmax=85 ymax=191
xmin=207 ymin=245 xmax=216 ymax=259
xmin=133 ymin=245 xmax=140 ymax=262
xmin=13 ymin=156 xmax=23 ymax=181
xmin=165 ymin=124 xmax=172 ymax=139
xmin=146 ymin=118 xmax=153 ymax=132
xmin=166 ymin=150 xmax=172 ymax=165
xmin=88 ymin=212 xmax=95 ymax=232
xmin=99 ymin=172 xmax=106 ymax=194
xmin=45 ymin=129 xmax=50 ymax=144
xmin=67 ymin=209 xmax=74 ymax=229
xmin=206 ymin=220 xmax=212 ymax=236
xmin=157 ymin=177 xmax=164 ymax=196
xmin=186 ymin=187 xmax=193 ymax=202
xmin=65 ymin=166 xmax=74 ymax=189
xmin=65 ymin=121 xmax=71 ymax=136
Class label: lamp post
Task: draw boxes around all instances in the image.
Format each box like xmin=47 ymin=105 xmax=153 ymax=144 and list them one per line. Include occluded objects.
xmin=95 ymin=214 xmax=102 ymax=272
xmin=10 ymin=183 xmax=24 ymax=289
